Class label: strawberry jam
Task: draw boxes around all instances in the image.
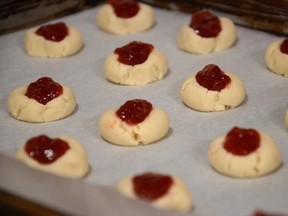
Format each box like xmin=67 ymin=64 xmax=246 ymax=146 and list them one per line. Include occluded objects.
xmin=25 ymin=135 xmax=70 ymax=164
xmin=108 ymin=0 xmax=139 ymax=18
xmin=116 ymin=99 xmax=153 ymax=125
xmin=114 ymin=41 xmax=154 ymax=66
xmin=25 ymin=77 xmax=63 ymax=105
xmin=280 ymin=38 xmax=288 ymax=54
xmin=133 ymin=172 xmax=173 ymax=201
xmin=189 ymin=11 xmax=221 ymax=38
xmin=223 ymin=127 xmax=260 ymax=156
xmin=36 ymin=22 xmax=68 ymax=42
xmin=253 ymin=210 xmax=285 ymax=216
xmin=196 ymin=64 xmax=231 ymax=91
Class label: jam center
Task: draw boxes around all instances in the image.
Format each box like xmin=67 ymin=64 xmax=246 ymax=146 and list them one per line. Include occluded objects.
xmin=196 ymin=64 xmax=231 ymax=91
xmin=280 ymin=38 xmax=288 ymax=54
xmin=25 ymin=135 xmax=70 ymax=164
xmin=223 ymin=127 xmax=260 ymax=156
xmin=109 ymin=0 xmax=139 ymax=18
xmin=253 ymin=210 xmax=286 ymax=216
xmin=114 ymin=41 xmax=154 ymax=66
xmin=189 ymin=11 xmax=221 ymax=38
xmin=116 ymin=99 xmax=153 ymax=125
xmin=25 ymin=77 xmax=63 ymax=105
xmin=133 ymin=172 xmax=173 ymax=201
xmin=36 ymin=22 xmax=68 ymax=42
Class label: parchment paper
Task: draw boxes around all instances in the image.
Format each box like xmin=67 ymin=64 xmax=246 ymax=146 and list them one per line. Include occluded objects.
xmin=0 ymin=4 xmax=287 ymax=216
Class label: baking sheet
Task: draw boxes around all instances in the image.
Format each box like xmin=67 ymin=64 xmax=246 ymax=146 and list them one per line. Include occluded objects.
xmin=0 ymin=4 xmax=288 ymax=216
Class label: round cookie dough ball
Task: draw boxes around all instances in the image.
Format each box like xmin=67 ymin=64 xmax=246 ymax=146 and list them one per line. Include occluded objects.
xmin=265 ymin=38 xmax=288 ymax=76
xmin=104 ymin=41 xmax=168 ymax=85
xmin=209 ymin=127 xmax=282 ymax=178
xmin=16 ymin=135 xmax=89 ymax=178
xmin=97 ymin=0 xmax=155 ymax=34
xmin=99 ymin=99 xmax=169 ymax=146
xmin=177 ymin=11 xmax=237 ymax=54
xmin=7 ymin=77 xmax=76 ymax=123
xmin=116 ymin=172 xmax=193 ymax=213
xmin=180 ymin=64 xmax=245 ymax=112
xmin=24 ymin=22 xmax=83 ymax=58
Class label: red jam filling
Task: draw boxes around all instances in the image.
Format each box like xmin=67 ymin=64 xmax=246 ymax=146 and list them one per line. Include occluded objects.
xmin=25 ymin=77 xmax=63 ymax=105
xmin=189 ymin=11 xmax=221 ymax=38
xmin=253 ymin=211 xmax=283 ymax=216
xmin=35 ymin=22 xmax=68 ymax=42
xmin=133 ymin=172 xmax=173 ymax=201
xmin=108 ymin=0 xmax=139 ymax=18
xmin=223 ymin=127 xmax=260 ymax=156
xmin=116 ymin=99 xmax=153 ymax=125
xmin=114 ymin=41 xmax=154 ymax=66
xmin=24 ymin=135 xmax=70 ymax=164
xmin=196 ymin=64 xmax=231 ymax=91
xmin=280 ymin=38 xmax=288 ymax=54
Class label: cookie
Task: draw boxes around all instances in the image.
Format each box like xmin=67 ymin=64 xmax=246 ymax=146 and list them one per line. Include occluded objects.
xmin=104 ymin=41 xmax=168 ymax=85
xmin=180 ymin=64 xmax=245 ymax=112
xmin=7 ymin=77 xmax=76 ymax=123
xmin=208 ymin=127 xmax=282 ymax=178
xmin=265 ymin=38 xmax=288 ymax=76
xmin=24 ymin=22 xmax=83 ymax=58
xmin=177 ymin=11 xmax=237 ymax=54
xmin=116 ymin=172 xmax=192 ymax=213
xmin=16 ymin=135 xmax=89 ymax=178
xmin=99 ymin=99 xmax=169 ymax=146
xmin=97 ymin=0 xmax=155 ymax=34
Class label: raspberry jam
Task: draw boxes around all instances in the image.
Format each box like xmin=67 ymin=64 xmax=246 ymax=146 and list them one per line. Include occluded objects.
xmin=280 ymin=38 xmax=288 ymax=54
xmin=189 ymin=11 xmax=221 ymax=38
xmin=25 ymin=135 xmax=70 ymax=164
xmin=223 ymin=127 xmax=260 ymax=156
xmin=116 ymin=99 xmax=153 ymax=125
xmin=253 ymin=211 xmax=283 ymax=216
xmin=108 ymin=0 xmax=139 ymax=18
xmin=133 ymin=172 xmax=173 ymax=201
xmin=25 ymin=77 xmax=63 ymax=105
xmin=114 ymin=41 xmax=154 ymax=66
xmin=35 ymin=22 xmax=68 ymax=42
xmin=196 ymin=64 xmax=231 ymax=91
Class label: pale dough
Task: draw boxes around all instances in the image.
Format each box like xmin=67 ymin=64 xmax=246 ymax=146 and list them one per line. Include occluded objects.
xmin=116 ymin=174 xmax=192 ymax=213
xmin=209 ymin=129 xmax=282 ymax=178
xmin=7 ymin=85 xmax=76 ymax=123
xmin=96 ymin=2 xmax=154 ymax=34
xmin=24 ymin=24 xmax=83 ymax=58
xmin=104 ymin=47 xmax=168 ymax=85
xmin=180 ymin=71 xmax=245 ymax=112
xmin=16 ymin=136 xmax=89 ymax=179
xmin=177 ymin=17 xmax=237 ymax=54
xmin=265 ymin=40 xmax=288 ymax=76
xmin=99 ymin=107 xmax=169 ymax=146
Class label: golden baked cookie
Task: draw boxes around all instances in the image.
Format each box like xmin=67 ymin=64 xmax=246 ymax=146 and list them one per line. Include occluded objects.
xmin=177 ymin=11 xmax=237 ymax=54
xmin=97 ymin=0 xmax=155 ymax=34
xmin=24 ymin=22 xmax=83 ymax=58
xmin=209 ymin=127 xmax=282 ymax=178
xmin=16 ymin=135 xmax=89 ymax=178
xmin=99 ymin=99 xmax=169 ymax=146
xmin=116 ymin=172 xmax=193 ymax=213
xmin=180 ymin=64 xmax=245 ymax=112
xmin=104 ymin=41 xmax=168 ymax=85
xmin=265 ymin=38 xmax=288 ymax=76
xmin=7 ymin=77 xmax=76 ymax=123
